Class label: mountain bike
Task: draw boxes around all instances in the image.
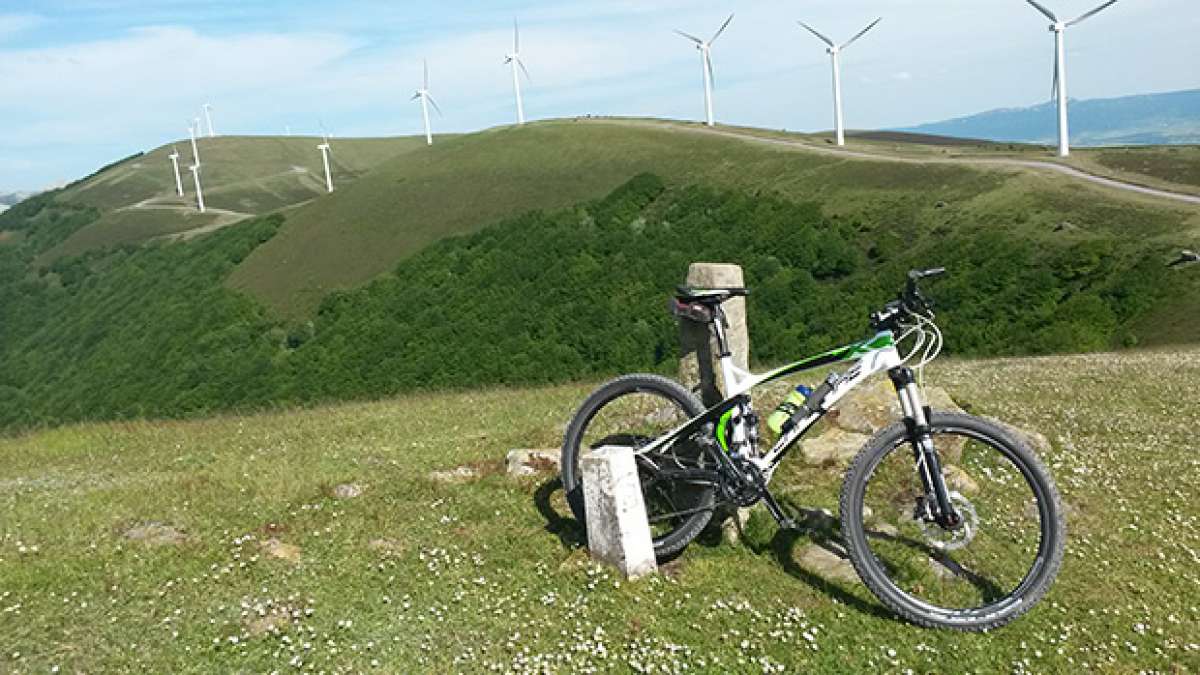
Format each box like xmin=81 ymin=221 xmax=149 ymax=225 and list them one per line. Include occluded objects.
xmin=560 ymin=268 xmax=1065 ymax=631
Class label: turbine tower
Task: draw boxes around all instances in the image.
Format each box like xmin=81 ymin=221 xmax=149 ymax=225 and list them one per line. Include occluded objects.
xmin=317 ymin=134 xmax=334 ymax=193
xmin=187 ymin=122 xmax=206 ymax=213
xmin=798 ymin=17 xmax=881 ymax=147
xmin=675 ymin=13 xmax=733 ymax=127
xmin=412 ymin=60 xmax=443 ymax=146
xmin=1023 ymin=0 xmax=1119 ymax=157
xmin=190 ymin=164 xmax=206 ymax=212
xmin=504 ymin=19 xmax=530 ymax=125
xmin=202 ymin=103 xmax=216 ymax=137
xmin=188 ymin=120 xmax=202 ymax=166
xmin=168 ymin=146 xmax=184 ymax=197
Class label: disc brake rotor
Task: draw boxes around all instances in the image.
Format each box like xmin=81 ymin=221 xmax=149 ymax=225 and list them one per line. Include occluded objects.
xmin=918 ymin=492 xmax=979 ymax=551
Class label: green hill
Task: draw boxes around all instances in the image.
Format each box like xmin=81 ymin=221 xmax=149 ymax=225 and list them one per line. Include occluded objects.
xmin=37 ymin=135 xmax=425 ymax=262
xmin=1 ymin=347 xmax=1196 ymax=672
xmin=0 ymin=119 xmax=1197 ymax=430
xmin=225 ymin=120 xmax=1200 ymax=317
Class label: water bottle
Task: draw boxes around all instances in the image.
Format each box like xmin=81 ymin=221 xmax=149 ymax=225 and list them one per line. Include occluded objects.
xmin=767 ymin=384 xmax=813 ymax=435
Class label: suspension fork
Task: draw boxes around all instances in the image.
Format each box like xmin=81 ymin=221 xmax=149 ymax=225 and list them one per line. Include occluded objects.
xmin=888 ymin=367 xmax=961 ymax=528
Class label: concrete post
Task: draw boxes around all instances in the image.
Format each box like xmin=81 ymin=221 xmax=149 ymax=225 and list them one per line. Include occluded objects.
xmin=678 ymin=263 xmax=749 ymax=406
xmin=677 ymin=263 xmax=755 ymax=544
xmin=580 ymin=446 xmax=657 ymax=579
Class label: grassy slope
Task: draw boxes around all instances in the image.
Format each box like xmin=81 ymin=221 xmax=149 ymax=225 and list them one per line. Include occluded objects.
xmin=227 ymin=120 xmax=1200 ymax=318
xmin=1081 ymin=146 xmax=1200 ymax=195
xmin=40 ymin=136 xmax=426 ymax=261
xmin=2 ymin=349 xmax=1198 ymax=672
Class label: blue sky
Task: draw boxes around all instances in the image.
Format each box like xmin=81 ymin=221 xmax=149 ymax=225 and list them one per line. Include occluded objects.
xmin=1 ymin=0 xmax=1197 ymax=192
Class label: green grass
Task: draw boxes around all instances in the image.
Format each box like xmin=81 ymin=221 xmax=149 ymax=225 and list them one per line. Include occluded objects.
xmin=1083 ymin=146 xmax=1200 ymax=195
xmin=2 ymin=348 xmax=1198 ymax=672
xmin=40 ymin=208 xmax=226 ymax=260
xmin=224 ymin=119 xmax=1200 ymax=318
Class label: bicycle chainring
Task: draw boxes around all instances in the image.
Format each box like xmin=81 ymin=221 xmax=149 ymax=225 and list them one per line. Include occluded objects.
xmin=718 ymin=460 xmax=766 ymax=508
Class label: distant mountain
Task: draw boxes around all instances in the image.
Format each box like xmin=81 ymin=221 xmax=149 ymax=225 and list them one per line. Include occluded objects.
xmin=897 ymin=89 xmax=1200 ymax=146
xmin=1 ymin=191 xmax=43 ymax=215
xmin=0 ymin=191 xmax=34 ymax=208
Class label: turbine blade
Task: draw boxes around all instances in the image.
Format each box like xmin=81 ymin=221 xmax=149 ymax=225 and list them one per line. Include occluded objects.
xmin=514 ymin=18 xmax=520 ymax=52
xmin=517 ymin=57 xmax=531 ymax=81
xmin=710 ymin=13 xmax=734 ymax=44
xmin=423 ymin=59 xmax=429 ymax=89
xmin=796 ymin=21 xmax=834 ymax=47
xmin=840 ymin=17 xmax=882 ymax=50
xmin=1067 ymin=0 xmax=1118 ymax=26
xmin=1025 ymin=0 xmax=1059 ymax=22
xmin=675 ymin=29 xmax=704 ymax=44
xmin=427 ymin=94 xmax=444 ymax=117
xmin=705 ymin=51 xmax=715 ymax=89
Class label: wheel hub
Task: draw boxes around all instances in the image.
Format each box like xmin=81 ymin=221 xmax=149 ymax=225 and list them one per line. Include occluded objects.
xmin=918 ymin=492 xmax=979 ymax=551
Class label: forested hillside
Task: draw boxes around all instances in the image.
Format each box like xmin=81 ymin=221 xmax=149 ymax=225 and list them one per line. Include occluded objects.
xmin=1 ymin=172 xmax=1192 ymax=430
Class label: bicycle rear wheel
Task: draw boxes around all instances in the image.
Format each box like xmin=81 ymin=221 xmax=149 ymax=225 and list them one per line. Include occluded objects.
xmin=840 ymin=412 xmax=1065 ymax=631
xmin=561 ymin=374 xmax=715 ymax=560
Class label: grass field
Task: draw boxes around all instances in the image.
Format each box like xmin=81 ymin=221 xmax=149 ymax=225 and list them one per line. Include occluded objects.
xmin=1084 ymin=146 xmax=1200 ymax=195
xmin=3 ymin=348 xmax=1198 ymax=672
xmin=224 ymin=119 xmax=1200 ymax=318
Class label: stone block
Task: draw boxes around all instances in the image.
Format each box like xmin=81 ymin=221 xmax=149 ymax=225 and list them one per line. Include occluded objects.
xmin=678 ymin=263 xmax=748 ymax=406
xmin=580 ymin=446 xmax=657 ymax=579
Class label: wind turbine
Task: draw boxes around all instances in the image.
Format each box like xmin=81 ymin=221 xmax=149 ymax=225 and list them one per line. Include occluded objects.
xmin=504 ymin=19 xmax=530 ymax=125
xmin=167 ymin=146 xmax=184 ymax=197
xmin=188 ymin=120 xmax=201 ymax=166
xmin=675 ymin=13 xmax=733 ymax=127
xmin=187 ymin=122 xmax=206 ymax=213
xmin=798 ymin=17 xmax=881 ymax=147
xmin=412 ymin=59 xmax=443 ymax=146
xmin=190 ymin=164 xmax=206 ymax=212
xmin=1023 ymin=0 xmax=1119 ymax=157
xmin=314 ymin=132 xmax=333 ymax=193
xmin=202 ymin=103 xmax=216 ymax=137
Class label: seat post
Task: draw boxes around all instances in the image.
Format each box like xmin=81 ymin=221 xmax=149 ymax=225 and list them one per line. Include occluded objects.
xmin=710 ymin=308 xmax=733 ymax=358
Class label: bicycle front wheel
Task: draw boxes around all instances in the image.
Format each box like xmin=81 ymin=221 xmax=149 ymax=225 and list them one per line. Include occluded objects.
xmin=840 ymin=412 xmax=1066 ymax=631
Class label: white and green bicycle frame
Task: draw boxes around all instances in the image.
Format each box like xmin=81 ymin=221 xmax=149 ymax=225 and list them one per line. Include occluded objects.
xmin=634 ymin=314 xmax=960 ymax=530
xmin=638 ymin=330 xmax=909 ymax=476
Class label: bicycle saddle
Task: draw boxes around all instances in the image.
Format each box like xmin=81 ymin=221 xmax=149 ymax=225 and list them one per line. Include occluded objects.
xmin=674 ymin=285 xmax=749 ymax=305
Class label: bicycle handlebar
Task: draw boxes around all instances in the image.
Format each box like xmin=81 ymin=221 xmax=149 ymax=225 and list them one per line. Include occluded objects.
xmin=870 ymin=267 xmax=947 ymax=331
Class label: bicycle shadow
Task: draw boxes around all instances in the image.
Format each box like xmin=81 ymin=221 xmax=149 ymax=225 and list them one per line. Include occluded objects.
xmin=743 ymin=500 xmax=896 ymax=622
xmin=532 ymin=476 xmax=586 ymax=550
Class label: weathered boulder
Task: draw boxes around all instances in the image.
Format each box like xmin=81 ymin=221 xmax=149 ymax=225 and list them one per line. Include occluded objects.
xmin=261 ymin=538 xmax=302 ymax=563
xmin=720 ymin=506 xmax=757 ymax=545
xmin=331 ymin=483 xmax=365 ymax=500
xmin=429 ymin=466 xmax=480 ymax=484
xmin=802 ymin=427 xmax=871 ymax=466
xmin=833 ymin=379 xmax=964 ymax=435
xmin=122 ymin=522 xmax=189 ymax=546
xmin=506 ymin=449 xmax=560 ymax=478
xmin=942 ymin=465 xmax=979 ymax=495
xmin=984 ymin=417 xmax=1052 ymax=455
xmin=367 ymin=538 xmax=406 ymax=556
xmin=797 ymin=543 xmax=861 ymax=585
